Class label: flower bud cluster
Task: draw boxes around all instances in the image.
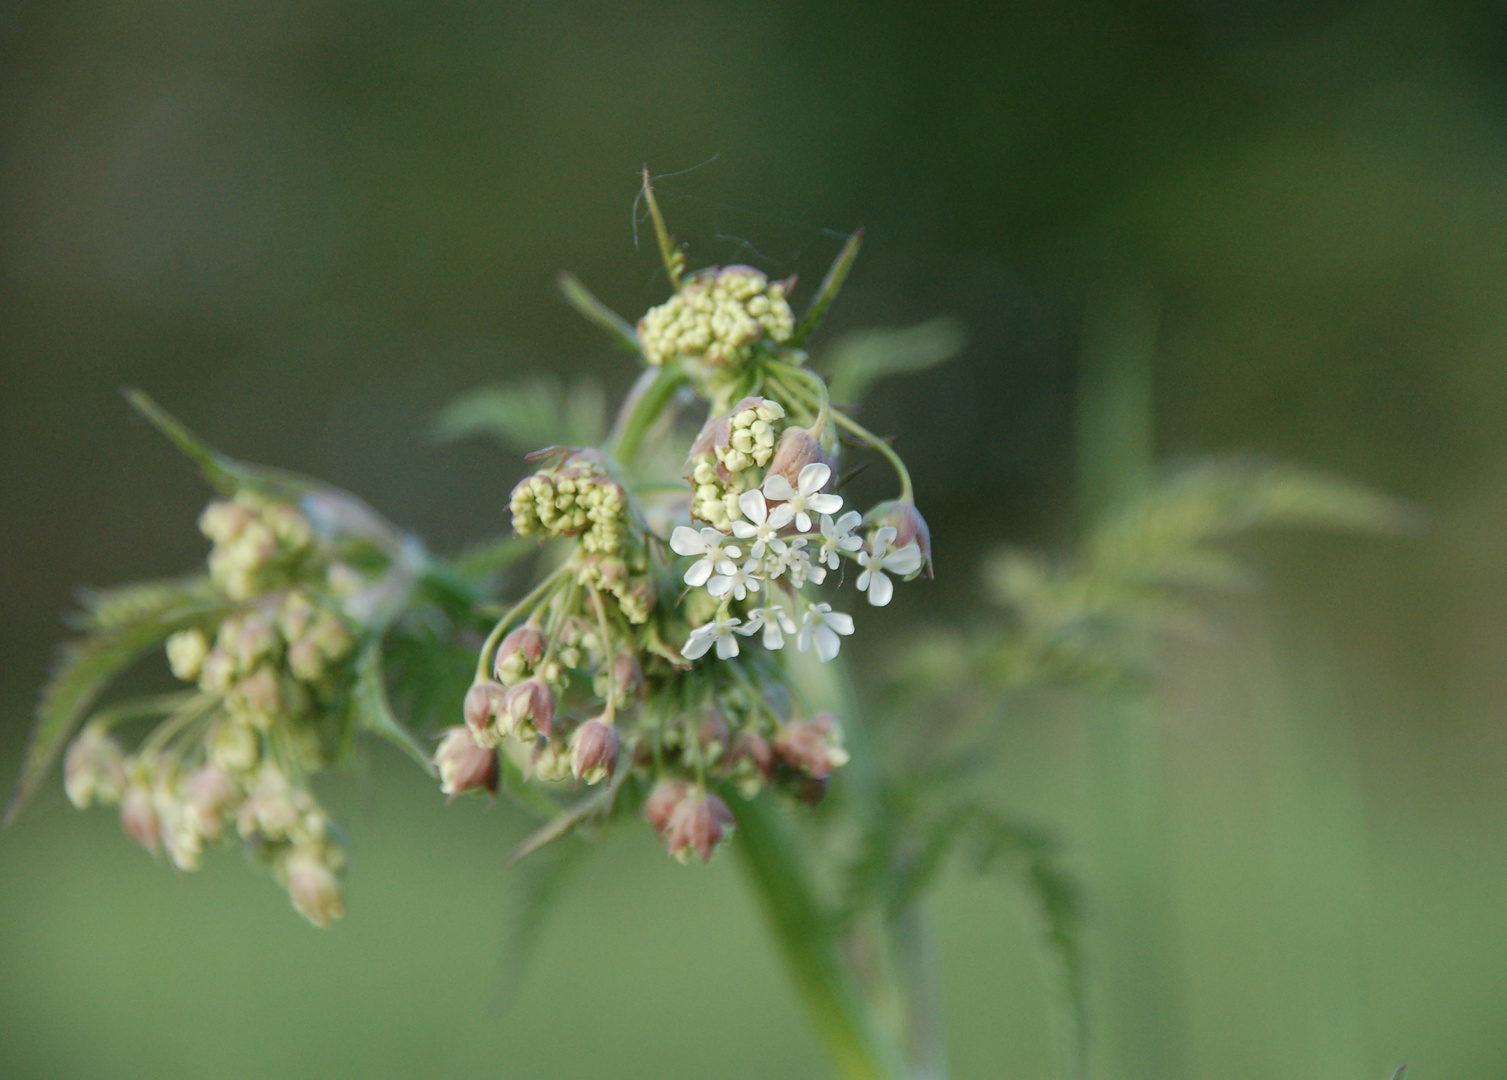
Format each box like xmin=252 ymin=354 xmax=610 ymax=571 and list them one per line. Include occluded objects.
xmin=638 ymin=266 xmax=794 ymax=371
xmin=509 ymin=453 xmax=627 ymax=555
xmin=61 ymin=493 xmax=370 ymax=927
xmin=687 ymin=397 xmax=788 ymax=529
xmin=200 ymin=492 xmax=316 ymax=601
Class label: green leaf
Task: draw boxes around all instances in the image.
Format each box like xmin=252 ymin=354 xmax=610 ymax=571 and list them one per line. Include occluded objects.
xmin=503 ymin=787 xmax=611 ymax=869
xmin=557 ymin=272 xmax=643 ymax=354
xmin=432 ymin=378 xmax=607 ymax=451
xmin=823 ymin=317 xmax=966 ymax=404
xmin=449 ymin=537 xmax=536 ymax=588
xmin=352 ymin=641 xmax=437 ymax=777
xmin=5 ymin=618 xmax=181 ymax=826
xmin=73 ymin=576 xmax=215 ymax=631
xmin=790 ymin=229 xmax=864 ymax=346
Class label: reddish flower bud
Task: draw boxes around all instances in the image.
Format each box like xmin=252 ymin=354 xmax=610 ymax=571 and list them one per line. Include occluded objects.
xmin=501 ymin=678 xmax=555 ymax=739
xmin=863 ymin=500 xmax=933 ymax=578
xmin=644 ymin=779 xmax=690 ymax=835
xmin=499 ymin=625 xmax=547 ymax=666
xmin=686 ymin=413 xmax=731 ymax=463
xmin=569 ymin=719 xmax=620 ymax=785
xmin=774 ymin=713 xmax=851 ymax=780
xmin=612 ymin=653 xmax=644 ymax=706
xmin=187 ymin=765 xmax=240 ymax=839
xmin=463 ymin=681 xmax=505 ymax=745
xmin=435 ymin=726 xmax=499 ymax=799
xmin=765 ymin=426 xmax=830 ymax=490
xmin=665 ymin=791 xmax=736 ymax=863
xmin=726 ymin=730 xmax=775 ymax=781
xmin=283 ymin=846 xmax=344 ymax=928
xmin=120 ymin=783 xmax=160 ymax=856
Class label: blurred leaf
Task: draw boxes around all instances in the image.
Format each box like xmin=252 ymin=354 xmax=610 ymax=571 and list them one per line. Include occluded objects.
xmin=557 ymin=272 xmax=642 ymax=354
xmin=450 ymin=536 xmax=536 ymax=587
xmin=504 ymin=787 xmax=612 ymax=868
xmin=791 ymin=228 xmax=864 ymax=346
xmin=385 ymin=626 xmax=477 ymax=737
xmin=71 ymin=576 xmax=216 ymax=631
xmin=432 ymin=378 xmax=607 ymax=451
xmin=353 ymin=640 xmax=436 ymax=777
xmin=5 ymin=618 xmax=181 ymax=826
xmin=824 ymin=317 xmax=967 ymax=403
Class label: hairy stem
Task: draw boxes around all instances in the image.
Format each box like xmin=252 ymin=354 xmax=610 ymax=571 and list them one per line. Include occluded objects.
xmin=608 ymin=363 xmax=686 ymax=467
xmin=735 ymin=797 xmax=909 ymax=1080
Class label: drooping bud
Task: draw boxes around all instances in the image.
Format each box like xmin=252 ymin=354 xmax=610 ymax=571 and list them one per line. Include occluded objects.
xmin=724 ymin=731 xmax=776 ymax=798
xmin=434 ymin=726 xmax=499 ymax=799
xmin=664 ymin=790 xmax=736 ymax=863
xmin=283 ymin=846 xmax=345 ymax=928
xmin=863 ymin=500 xmax=933 ymax=578
xmin=569 ymin=719 xmax=620 ymax=785
xmin=612 ymin=652 xmax=644 ymax=706
xmin=496 ymin=625 xmax=547 ymax=684
xmin=186 ymin=765 xmax=240 ymax=839
xmin=463 ymin=681 xmax=505 ymax=746
xmin=765 ymin=426 xmax=829 ymax=490
xmin=63 ymin=725 xmax=127 ymax=809
xmin=119 ymin=780 xmax=160 ymax=856
xmin=643 ymin=778 xmax=690 ymax=836
xmin=774 ymin=713 xmax=851 ymax=780
xmin=500 ymin=678 xmax=556 ymax=739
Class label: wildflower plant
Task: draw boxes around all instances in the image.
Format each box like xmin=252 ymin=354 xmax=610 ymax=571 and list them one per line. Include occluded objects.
xmin=5 ymin=170 xmax=1411 ymax=1080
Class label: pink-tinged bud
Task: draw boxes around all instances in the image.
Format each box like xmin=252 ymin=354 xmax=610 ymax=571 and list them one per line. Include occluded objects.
xmin=569 ymin=719 xmax=620 ymax=785
xmin=643 ymin=779 xmax=690 ymax=835
xmin=864 ymin=500 xmax=933 ymax=578
xmin=686 ymin=413 xmax=731 ymax=463
xmin=64 ymin=726 xmax=127 ymax=809
xmin=612 ymin=653 xmax=644 ymax=706
xmin=774 ymin=713 xmax=851 ymax=780
xmin=665 ymin=791 xmax=736 ymax=863
xmin=434 ymin=726 xmax=499 ymax=799
xmin=765 ymin=426 xmax=829 ymax=489
xmin=187 ymin=766 xmax=240 ymax=839
xmin=283 ymin=847 xmax=345 ymax=928
xmin=463 ymin=681 xmax=505 ymax=744
xmin=120 ymin=783 xmax=160 ymax=855
xmin=499 ymin=625 xmax=547 ymax=666
xmin=501 ymin=678 xmax=556 ymax=739
xmin=726 ymin=731 xmax=775 ymax=780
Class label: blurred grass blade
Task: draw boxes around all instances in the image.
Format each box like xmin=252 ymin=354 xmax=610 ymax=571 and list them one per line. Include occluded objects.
xmin=790 ymin=228 xmax=863 ymax=346
xmin=125 ymin=388 xmax=245 ymax=495
xmin=5 ymin=618 xmax=179 ymax=826
xmin=824 ymin=318 xmax=966 ymax=403
xmin=504 ymin=787 xmax=610 ymax=869
xmin=353 ymin=641 xmax=436 ymax=777
xmin=72 ymin=577 xmax=214 ymax=631
xmin=557 ymin=272 xmax=642 ymax=354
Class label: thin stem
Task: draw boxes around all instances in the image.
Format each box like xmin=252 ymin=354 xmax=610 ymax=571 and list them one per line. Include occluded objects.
xmin=586 ymin=585 xmax=616 ymax=723
xmin=734 ymin=796 xmax=909 ymax=1080
xmin=608 ymin=363 xmax=686 ymax=467
xmin=475 ymin=563 xmax=571 ymax=683
xmin=831 ymin=410 xmax=913 ymax=504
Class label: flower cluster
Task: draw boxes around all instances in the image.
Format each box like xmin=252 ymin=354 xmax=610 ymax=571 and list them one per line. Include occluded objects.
xmin=60 ymin=494 xmax=369 ymax=927
xmin=638 ymin=265 xmax=795 ymax=373
xmin=509 ymin=449 xmax=628 ymax=555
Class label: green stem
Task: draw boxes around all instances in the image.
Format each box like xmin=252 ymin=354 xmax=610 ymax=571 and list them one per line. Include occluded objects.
xmin=475 ymin=564 xmax=570 ymax=683
xmin=734 ymin=796 xmax=909 ymax=1080
xmin=831 ymin=409 xmax=913 ymax=503
xmin=608 ymin=363 xmax=686 ymax=467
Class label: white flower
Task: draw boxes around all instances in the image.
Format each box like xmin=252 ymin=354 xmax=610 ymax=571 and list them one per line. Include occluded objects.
xmin=797 ymin=602 xmax=855 ymax=662
xmin=681 ymin=614 xmax=743 ymax=661
xmin=817 ymin=511 xmax=864 ymax=569
xmin=731 ymin=489 xmax=790 ymax=559
xmin=762 ymin=462 xmax=844 ymax=533
xmin=735 ymin=606 xmax=798 ymax=650
xmin=781 ymin=540 xmax=825 ymax=587
xmin=708 ymin=558 xmax=762 ymax=602
xmin=855 ymin=526 xmax=925 ymax=607
xmin=669 ymin=526 xmax=741 ymax=587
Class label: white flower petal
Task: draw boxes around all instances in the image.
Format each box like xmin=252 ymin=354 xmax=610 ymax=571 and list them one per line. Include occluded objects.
xmin=793 ymin=510 xmax=813 ymax=533
xmin=814 ymin=625 xmax=841 ymax=662
xmin=797 ymin=462 xmax=831 ymax=494
xmin=715 ymin=633 xmax=740 ymax=659
xmin=865 ymin=570 xmax=894 ymax=607
xmin=882 ymin=542 xmax=924 ymax=577
xmin=809 ymin=493 xmax=844 ymax=515
xmin=680 ymin=632 xmax=714 ymax=660
xmin=737 ymin=489 xmax=768 ymax=525
xmin=670 ymin=526 xmax=704 ymax=557
xmin=707 ymin=575 xmax=732 ymax=597
xmin=732 ymin=520 xmax=758 ymax=540
xmin=768 ymin=503 xmax=796 ymax=530
xmin=826 ymin=611 xmax=855 ymax=635
xmin=684 ymin=559 xmax=713 ymax=587
xmin=762 ymin=474 xmax=798 ymax=501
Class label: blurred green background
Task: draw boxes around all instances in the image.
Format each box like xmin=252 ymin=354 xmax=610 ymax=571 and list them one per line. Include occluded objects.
xmin=4 ymin=1 xmax=1507 ymax=1078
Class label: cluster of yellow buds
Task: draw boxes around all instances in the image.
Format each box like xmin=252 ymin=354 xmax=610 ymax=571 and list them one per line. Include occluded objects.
xmin=200 ymin=492 xmax=316 ymax=601
xmin=687 ymin=396 xmax=788 ymax=528
xmin=638 ymin=266 xmax=795 ymax=370
xmin=508 ymin=452 xmax=627 ymax=555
